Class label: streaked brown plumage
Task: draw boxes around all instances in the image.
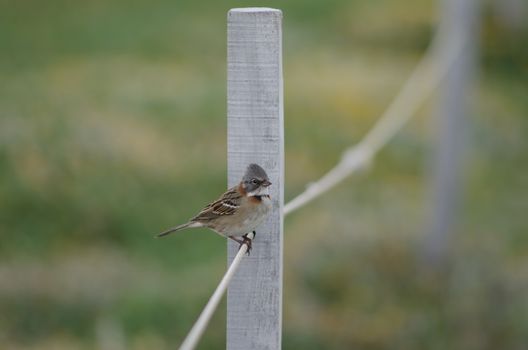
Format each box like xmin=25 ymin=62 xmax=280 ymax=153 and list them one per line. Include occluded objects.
xmin=157 ymin=164 xmax=272 ymax=252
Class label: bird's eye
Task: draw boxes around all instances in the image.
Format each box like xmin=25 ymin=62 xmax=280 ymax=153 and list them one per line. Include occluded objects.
xmin=251 ymin=178 xmax=259 ymax=185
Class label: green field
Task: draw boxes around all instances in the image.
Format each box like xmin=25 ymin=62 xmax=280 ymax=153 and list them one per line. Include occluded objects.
xmin=1 ymin=0 xmax=527 ymax=349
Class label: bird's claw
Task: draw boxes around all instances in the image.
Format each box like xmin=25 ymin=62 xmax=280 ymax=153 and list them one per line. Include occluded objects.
xmin=239 ymin=233 xmax=253 ymax=256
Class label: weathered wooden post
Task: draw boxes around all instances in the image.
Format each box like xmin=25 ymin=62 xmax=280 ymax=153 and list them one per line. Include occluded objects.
xmin=227 ymin=8 xmax=284 ymax=350
xmin=425 ymin=0 xmax=480 ymax=266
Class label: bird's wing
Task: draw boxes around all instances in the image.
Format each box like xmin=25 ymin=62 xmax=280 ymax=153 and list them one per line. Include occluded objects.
xmin=190 ymin=186 xmax=242 ymax=222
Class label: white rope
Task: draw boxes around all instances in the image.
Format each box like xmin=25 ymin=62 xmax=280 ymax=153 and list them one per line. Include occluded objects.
xmin=178 ymin=233 xmax=253 ymax=350
xmin=284 ymin=32 xmax=466 ymax=216
xmin=177 ymin=29 xmax=466 ymax=350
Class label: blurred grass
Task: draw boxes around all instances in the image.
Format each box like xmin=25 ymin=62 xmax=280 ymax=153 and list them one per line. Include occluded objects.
xmin=1 ymin=0 xmax=527 ymax=349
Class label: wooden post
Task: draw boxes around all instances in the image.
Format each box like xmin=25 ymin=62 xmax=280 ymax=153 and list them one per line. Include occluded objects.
xmin=425 ymin=0 xmax=480 ymax=266
xmin=226 ymin=8 xmax=283 ymax=350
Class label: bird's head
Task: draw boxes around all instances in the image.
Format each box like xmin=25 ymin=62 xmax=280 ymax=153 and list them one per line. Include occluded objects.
xmin=241 ymin=163 xmax=272 ymax=197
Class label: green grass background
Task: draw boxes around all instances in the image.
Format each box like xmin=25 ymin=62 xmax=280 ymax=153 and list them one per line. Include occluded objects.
xmin=1 ymin=0 xmax=527 ymax=349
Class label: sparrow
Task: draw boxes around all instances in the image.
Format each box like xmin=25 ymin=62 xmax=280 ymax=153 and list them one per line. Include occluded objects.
xmin=157 ymin=163 xmax=272 ymax=253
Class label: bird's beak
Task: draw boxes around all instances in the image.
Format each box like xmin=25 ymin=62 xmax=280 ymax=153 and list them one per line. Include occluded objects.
xmin=263 ymin=180 xmax=272 ymax=187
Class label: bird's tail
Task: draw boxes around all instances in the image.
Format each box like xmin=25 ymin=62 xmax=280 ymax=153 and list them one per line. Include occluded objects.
xmin=157 ymin=222 xmax=199 ymax=237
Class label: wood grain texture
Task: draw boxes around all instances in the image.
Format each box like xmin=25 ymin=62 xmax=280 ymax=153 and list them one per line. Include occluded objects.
xmin=226 ymin=8 xmax=283 ymax=350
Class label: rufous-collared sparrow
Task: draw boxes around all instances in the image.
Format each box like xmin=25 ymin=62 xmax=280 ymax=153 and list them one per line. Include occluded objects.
xmin=157 ymin=163 xmax=272 ymax=253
